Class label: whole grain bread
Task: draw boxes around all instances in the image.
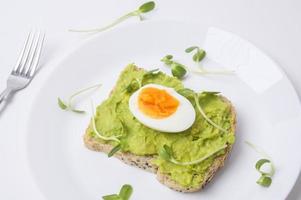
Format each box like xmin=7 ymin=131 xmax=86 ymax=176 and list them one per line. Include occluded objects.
xmin=83 ymin=68 xmax=236 ymax=192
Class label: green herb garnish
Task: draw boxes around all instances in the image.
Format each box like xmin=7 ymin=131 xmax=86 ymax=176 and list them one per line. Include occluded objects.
xmin=161 ymin=55 xmax=187 ymax=79
xmin=118 ymin=184 xmax=133 ymax=200
xmin=245 ymin=141 xmax=275 ymax=187
xmin=102 ymin=184 xmax=133 ymax=200
xmin=256 ymin=175 xmax=272 ymax=187
xmin=194 ymin=93 xmax=228 ymax=133
xmin=159 ymin=144 xmax=227 ymax=166
xmin=255 ymin=159 xmax=274 ymax=187
xmin=256 ymin=159 xmax=275 ymax=176
xmin=91 ymin=114 xmax=121 ymax=143
xmin=58 ymin=98 xmax=68 ymax=110
xmin=185 ymin=45 xmax=234 ymax=74
xmin=162 ymin=49 xmax=234 ymax=76
xmin=91 ymin=102 xmax=121 ymax=145
xmin=185 ymin=46 xmax=206 ymax=62
xmin=57 ymin=83 xmax=101 ymax=114
xmin=69 ymin=1 xmax=155 ymax=33
xmin=102 ymin=194 xmax=121 ymax=200
xmin=108 ymin=144 xmax=122 ymax=157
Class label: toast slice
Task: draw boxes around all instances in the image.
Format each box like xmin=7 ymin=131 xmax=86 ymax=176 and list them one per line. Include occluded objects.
xmin=84 ymin=66 xmax=236 ymax=192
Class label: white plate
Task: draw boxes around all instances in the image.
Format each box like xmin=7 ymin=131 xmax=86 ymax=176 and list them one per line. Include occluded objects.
xmin=24 ymin=21 xmax=301 ymax=200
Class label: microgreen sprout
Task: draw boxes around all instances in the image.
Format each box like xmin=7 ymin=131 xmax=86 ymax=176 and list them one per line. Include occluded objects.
xmin=161 ymin=55 xmax=187 ymax=79
xmin=161 ymin=54 xmax=233 ymax=78
xmin=256 ymin=175 xmax=272 ymax=187
xmin=91 ymin=101 xmax=123 ymax=157
xmin=159 ymin=144 xmax=227 ymax=166
xmin=91 ymin=105 xmax=121 ymax=143
xmin=108 ymin=144 xmax=122 ymax=158
xmin=102 ymin=184 xmax=133 ymax=200
xmin=245 ymin=141 xmax=275 ymax=187
xmin=185 ymin=46 xmax=206 ymax=62
xmin=185 ymin=45 xmax=235 ymax=75
xmin=255 ymin=159 xmax=274 ymax=187
xmin=69 ymin=1 xmax=155 ymax=33
xmin=194 ymin=93 xmax=228 ymax=133
xmin=57 ymin=83 xmax=102 ymax=114
xmin=255 ymin=159 xmax=275 ymax=176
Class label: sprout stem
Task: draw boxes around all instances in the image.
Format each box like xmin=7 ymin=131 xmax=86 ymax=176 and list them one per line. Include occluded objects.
xmin=69 ymin=12 xmax=136 ymax=33
xmin=68 ymin=83 xmax=102 ymax=109
xmin=91 ymin=101 xmax=121 ymax=143
xmin=169 ymin=145 xmax=227 ymax=166
xmin=194 ymin=94 xmax=228 ymax=133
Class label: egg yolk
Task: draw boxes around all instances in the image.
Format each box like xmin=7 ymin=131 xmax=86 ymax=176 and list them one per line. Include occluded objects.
xmin=138 ymin=87 xmax=179 ymax=119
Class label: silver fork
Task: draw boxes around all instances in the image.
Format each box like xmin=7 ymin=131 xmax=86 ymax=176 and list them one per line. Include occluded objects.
xmin=0 ymin=31 xmax=45 ymax=105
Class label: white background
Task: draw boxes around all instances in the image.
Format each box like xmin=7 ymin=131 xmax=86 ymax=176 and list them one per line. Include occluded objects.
xmin=0 ymin=0 xmax=300 ymax=199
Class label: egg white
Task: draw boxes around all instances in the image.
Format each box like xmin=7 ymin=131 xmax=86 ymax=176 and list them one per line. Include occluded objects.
xmin=128 ymin=84 xmax=196 ymax=133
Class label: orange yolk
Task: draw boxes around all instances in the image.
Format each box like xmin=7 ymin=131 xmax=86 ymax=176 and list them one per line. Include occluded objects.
xmin=138 ymin=87 xmax=179 ymax=119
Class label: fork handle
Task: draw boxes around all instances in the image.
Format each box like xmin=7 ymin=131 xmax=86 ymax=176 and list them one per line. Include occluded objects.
xmin=0 ymin=88 xmax=12 ymax=104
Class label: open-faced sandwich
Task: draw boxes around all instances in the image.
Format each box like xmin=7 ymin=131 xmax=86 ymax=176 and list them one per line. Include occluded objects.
xmin=84 ymin=64 xmax=236 ymax=192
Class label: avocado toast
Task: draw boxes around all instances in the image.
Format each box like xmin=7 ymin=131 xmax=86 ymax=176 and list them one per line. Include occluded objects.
xmin=84 ymin=64 xmax=236 ymax=192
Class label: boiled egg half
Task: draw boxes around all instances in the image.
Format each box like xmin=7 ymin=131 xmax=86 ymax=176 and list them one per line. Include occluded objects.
xmin=129 ymin=84 xmax=196 ymax=132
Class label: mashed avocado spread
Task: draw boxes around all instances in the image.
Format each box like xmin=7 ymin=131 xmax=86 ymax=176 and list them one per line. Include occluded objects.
xmin=87 ymin=64 xmax=235 ymax=188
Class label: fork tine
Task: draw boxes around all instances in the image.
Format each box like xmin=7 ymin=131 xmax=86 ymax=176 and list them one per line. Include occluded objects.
xmin=28 ymin=32 xmax=45 ymax=77
xmin=23 ymin=31 xmax=41 ymax=76
xmin=15 ymin=31 xmax=36 ymax=75
xmin=12 ymin=31 xmax=32 ymax=74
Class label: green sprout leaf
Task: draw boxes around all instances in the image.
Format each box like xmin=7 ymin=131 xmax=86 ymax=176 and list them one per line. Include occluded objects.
xmin=245 ymin=141 xmax=275 ymax=188
xmin=165 ymin=55 xmax=173 ymax=60
xmin=161 ymin=55 xmax=187 ymax=79
xmin=102 ymin=184 xmax=133 ymax=200
xmin=139 ymin=1 xmax=155 ymax=13
xmin=161 ymin=55 xmax=173 ymax=65
xmin=185 ymin=46 xmax=198 ymax=53
xmin=185 ymin=46 xmax=206 ymax=63
xmin=58 ymin=98 xmax=68 ymax=110
xmin=256 ymin=175 xmax=272 ymax=187
xmin=70 ymin=109 xmax=86 ymax=114
xmin=171 ymin=63 xmax=187 ymax=79
xmin=192 ymin=49 xmax=206 ymax=62
xmin=108 ymin=144 xmax=122 ymax=157
xmin=159 ymin=145 xmax=172 ymax=161
xmin=119 ymin=184 xmax=133 ymax=200
xmin=69 ymin=1 xmax=156 ymax=33
xmin=255 ymin=159 xmax=275 ymax=176
xmin=102 ymin=194 xmax=122 ymax=200
xmin=57 ymin=83 xmax=101 ymax=114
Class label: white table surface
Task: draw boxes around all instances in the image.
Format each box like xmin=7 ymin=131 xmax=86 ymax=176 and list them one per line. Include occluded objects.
xmin=0 ymin=0 xmax=300 ymax=199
